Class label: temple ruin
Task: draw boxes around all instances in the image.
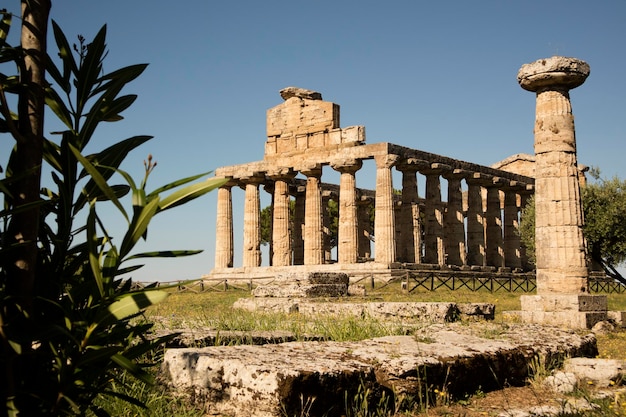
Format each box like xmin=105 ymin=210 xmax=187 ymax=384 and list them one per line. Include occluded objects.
xmin=209 ymin=86 xmax=536 ymax=281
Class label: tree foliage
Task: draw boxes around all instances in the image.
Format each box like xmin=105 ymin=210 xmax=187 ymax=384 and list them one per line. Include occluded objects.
xmin=519 ymin=170 xmax=626 ymax=282
xmin=1 ymin=8 xmax=225 ymax=416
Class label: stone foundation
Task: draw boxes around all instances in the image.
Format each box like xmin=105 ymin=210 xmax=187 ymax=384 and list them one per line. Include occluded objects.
xmin=505 ymin=294 xmax=609 ymax=329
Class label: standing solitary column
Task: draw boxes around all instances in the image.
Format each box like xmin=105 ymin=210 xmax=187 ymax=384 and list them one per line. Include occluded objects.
xmin=332 ymin=158 xmax=363 ymax=264
xmin=374 ymin=154 xmax=399 ymax=264
xmin=518 ymin=56 xmax=590 ymax=294
xmin=241 ymin=173 xmax=265 ymax=267
xmin=268 ymin=168 xmax=296 ymax=266
xmin=302 ymin=165 xmax=324 ymax=265
xmin=214 ymin=182 xmax=235 ymax=268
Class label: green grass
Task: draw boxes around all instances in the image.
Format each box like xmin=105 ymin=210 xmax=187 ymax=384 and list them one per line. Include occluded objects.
xmin=133 ymin=284 xmax=626 ymax=417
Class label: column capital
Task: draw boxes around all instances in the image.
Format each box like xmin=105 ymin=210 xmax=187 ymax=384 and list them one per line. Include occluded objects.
xmin=267 ymin=167 xmax=296 ymax=180
xmin=299 ymin=163 xmax=323 ymax=178
xmin=331 ymin=158 xmax=363 ymax=173
xmin=420 ymin=162 xmax=452 ymax=176
xmin=442 ymin=168 xmax=468 ymax=181
xmin=396 ymin=158 xmax=429 ymax=173
xmin=518 ymin=56 xmax=589 ymax=93
xmin=239 ymin=172 xmax=266 ymax=185
xmin=374 ymin=154 xmax=400 ymax=169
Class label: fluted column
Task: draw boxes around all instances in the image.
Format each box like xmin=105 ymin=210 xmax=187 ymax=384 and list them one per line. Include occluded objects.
xmin=396 ymin=159 xmax=424 ymax=264
xmin=268 ymin=168 xmax=296 ymax=266
xmin=503 ymin=181 xmax=523 ymax=269
xmin=518 ymin=184 xmax=534 ymax=270
xmin=292 ymin=184 xmax=306 ymax=265
xmin=322 ymin=191 xmax=334 ymax=262
xmin=484 ymin=177 xmax=505 ymax=268
xmin=357 ymin=195 xmax=373 ymax=260
xmin=332 ymin=158 xmax=362 ymax=264
xmin=241 ymin=173 xmax=265 ymax=267
xmin=214 ymin=181 xmax=235 ymax=268
xmin=374 ymin=154 xmax=400 ymax=264
xmin=443 ymin=169 xmax=467 ymax=266
xmin=302 ymin=165 xmax=324 ymax=265
xmin=421 ymin=164 xmax=447 ymax=265
xmin=518 ymin=56 xmax=590 ymax=293
xmin=466 ymin=173 xmax=486 ymax=266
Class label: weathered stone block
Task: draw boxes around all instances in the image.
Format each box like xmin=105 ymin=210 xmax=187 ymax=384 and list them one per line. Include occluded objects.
xmin=564 ymin=358 xmax=625 ymax=387
xmin=266 ymin=98 xmax=339 ymax=138
xmin=341 ymin=125 xmax=365 ymax=144
xmin=275 ymin=272 xmax=349 ymax=285
xmin=162 ymin=323 xmax=597 ymax=417
xmin=520 ymin=294 xmax=607 ymax=312
xmin=252 ymin=283 xmax=348 ymax=298
xmin=608 ymin=311 xmax=626 ymax=327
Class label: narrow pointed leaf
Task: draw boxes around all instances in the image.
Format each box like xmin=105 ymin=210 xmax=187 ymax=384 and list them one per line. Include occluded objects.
xmin=87 ymin=204 xmax=105 ymax=297
xmin=119 ymin=196 xmax=160 ymax=258
xmin=70 ymin=143 xmax=128 ymax=221
xmin=0 ymin=11 xmax=12 ymax=46
xmin=147 ymin=170 xmax=213 ymax=197
xmin=125 ymin=249 xmax=203 ymax=260
xmin=91 ymin=64 xmax=148 ymax=97
xmin=96 ymin=291 xmax=169 ymax=326
xmin=45 ymin=86 xmax=73 ymax=130
xmin=158 ymin=177 xmax=228 ymax=212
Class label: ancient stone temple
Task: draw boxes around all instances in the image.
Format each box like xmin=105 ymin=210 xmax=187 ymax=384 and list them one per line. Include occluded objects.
xmin=209 ymin=86 xmax=535 ymax=281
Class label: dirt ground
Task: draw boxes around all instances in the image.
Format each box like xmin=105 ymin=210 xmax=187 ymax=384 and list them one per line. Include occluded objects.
xmin=411 ymin=384 xmax=626 ymax=416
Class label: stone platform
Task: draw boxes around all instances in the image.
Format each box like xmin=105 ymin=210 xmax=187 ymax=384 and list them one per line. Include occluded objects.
xmin=161 ymin=323 xmax=597 ymax=417
xmin=234 ymin=298 xmax=496 ymax=322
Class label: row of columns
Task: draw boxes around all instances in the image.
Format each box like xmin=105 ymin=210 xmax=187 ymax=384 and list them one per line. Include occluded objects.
xmin=214 ymin=157 xmax=533 ymax=270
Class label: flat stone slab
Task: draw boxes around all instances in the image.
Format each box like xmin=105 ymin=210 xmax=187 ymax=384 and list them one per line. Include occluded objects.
xmin=161 ymin=323 xmax=597 ymax=417
xmin=158 ymin=329 xmax=325 ymax=348
xmin=233 ymin=299 xmax=495 ymax=321
xmin=252 ymin=272 xmax=350 ymax=298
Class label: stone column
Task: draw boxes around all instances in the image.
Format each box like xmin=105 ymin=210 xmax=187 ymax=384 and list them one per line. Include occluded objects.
xmin=465 ymin=173 xmax=486 ymax=267
xmin=518 ymin=184 xmax=534 ymax=270
xmin=268 ymin=168 xmax=296 ymax=266
xmin=503 ymin=181 xmax=523 ymax=269
xmin=518 ymin=56 xmax=590 ymax=293
xmin=484 ymin=177 xmax=505 ymax=269
xmin=302 ymin=165 xmax=324 ymax=265
xmin=321 ymin=190 xmax=334 ymax=263
xmin=214 ymin=181 xmax=235 ymax=268
xmin=241 ymin=173 xmax=265 ymax=268
xmin=374 ymin=154 xmax=400 ymax=264
xmin=396 ymin=159 xmax=424 ymax=264
xmin=514 ymin=56 xmax=606 ymax=329
xmin=292 ymin=184 xmax=306 ymax=265
xmin=443 ymin=169 xmax=467 ymax=266
xmin=357 ymin=195 xmax=373 ymax=260
xmin=332 ymin=158 xmax=362 ymax=264
xmin=421 ymin=164 xmax=447 ymax=265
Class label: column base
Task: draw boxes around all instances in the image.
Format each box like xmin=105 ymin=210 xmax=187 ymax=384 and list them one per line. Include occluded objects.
xmin=504 ymin=294 xmax=608 ymax=329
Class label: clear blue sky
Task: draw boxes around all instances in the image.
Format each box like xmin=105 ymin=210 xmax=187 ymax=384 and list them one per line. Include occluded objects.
xmin=4 ymin=1 xmax=626 ymax=282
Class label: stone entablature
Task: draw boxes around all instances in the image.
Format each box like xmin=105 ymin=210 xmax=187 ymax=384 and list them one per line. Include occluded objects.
xmin=212 ymin=87 xmax=535 ymax=275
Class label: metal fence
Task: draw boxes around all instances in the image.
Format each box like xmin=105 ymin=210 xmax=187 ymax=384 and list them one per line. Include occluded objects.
xmin=134 ymin=272 xmax=626 ymax=294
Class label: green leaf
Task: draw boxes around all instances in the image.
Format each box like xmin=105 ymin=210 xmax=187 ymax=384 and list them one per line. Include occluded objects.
xmin=100 ymin=94 xmax=137 ymax=122
xmin=51 ymin=20 xmax=77 ymax=92
xmin=96 ymin=291 xmax=169 ymax=326
xmin=125 ymin=249 xmax=203 ymax=260
xmin=45 ymin=86 xmax=73 ymax=130
xmin=70 ymin=143 xmax=128 ymax=221
xmin=87 ymin=204 xmax=105 ymax=297
xmin=148 ymin=170 xmax=213 ymax=197
xmin=158 ymin=177 xmax=228 ymax=212
xmin=0 ymin=10 xmax=11 ymax=46
xmin=119 ymin=196 xmax=160 ymax=258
